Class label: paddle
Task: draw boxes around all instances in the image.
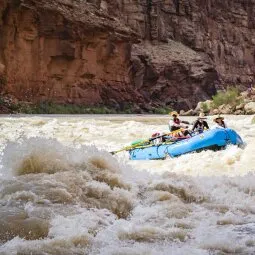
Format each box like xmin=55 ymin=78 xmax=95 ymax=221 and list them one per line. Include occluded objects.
xmin=110 ymin=129 xmax=184 ymax=155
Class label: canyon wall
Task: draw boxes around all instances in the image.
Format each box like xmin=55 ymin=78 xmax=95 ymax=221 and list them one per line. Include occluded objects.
xmin=0 ymin=0 xmax=255 ymax=111
xmin=0 ymin=0 xmax=143 ymax=110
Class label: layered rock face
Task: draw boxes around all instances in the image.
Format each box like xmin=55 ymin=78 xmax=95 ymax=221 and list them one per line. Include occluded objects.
xmin=0 ymin=0 xmax=142 ymax=108
xmin=115 ymin=0 xmax=255 ymax=84
xmin=1 ymin=0 xmax=255 ymax=111
xmin=130 ymin=42 xmax=217 ymax=110
xmin=102 ymin=0 xmax=255 ymax=109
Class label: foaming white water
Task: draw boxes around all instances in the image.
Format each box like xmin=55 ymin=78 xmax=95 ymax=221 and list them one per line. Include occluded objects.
xmin=0 ymin=115 xmax=254 ymax=254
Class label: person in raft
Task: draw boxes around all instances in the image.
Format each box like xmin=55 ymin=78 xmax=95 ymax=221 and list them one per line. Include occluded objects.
xmin=213 ymin=115 xmax=227 ymax=129
xmin=169 ymin=111 xmax=189 ymax=132
xmin=192 ymin=112 xmax=209 ymax=134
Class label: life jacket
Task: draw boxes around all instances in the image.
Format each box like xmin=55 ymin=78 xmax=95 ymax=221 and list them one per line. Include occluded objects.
xmin=197 ymin=121 xmax=205 ymax=133
xmin=194 ymin=120 xmax=207 ymax=133
xmin=173 ymin=117 xmax=180 ymax=125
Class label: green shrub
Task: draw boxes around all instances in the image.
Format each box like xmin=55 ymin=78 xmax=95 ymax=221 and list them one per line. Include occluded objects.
xmin=16 ymin=102 xmax=119 ymax=114
xmin=201 ymin=102 xmax=209 ymax=113
xmin=212 ymin=87 xmax=241 ymax=108
xmin=9 ymin=103 xmax=21 ymax=112
xmin=152 ymin=107 xmax=172 ymax=114
xmin=7 ymin=101 xmax=172 ymax=114
xmin=0 ymin=97 xmax=5 ymax=105
xmin=252 ymin=116 xmax=255 ymax=124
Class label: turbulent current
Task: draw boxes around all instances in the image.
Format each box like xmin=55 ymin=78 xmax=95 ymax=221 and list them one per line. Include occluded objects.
xmin=0 ymin=115 xmax=254 ymax=255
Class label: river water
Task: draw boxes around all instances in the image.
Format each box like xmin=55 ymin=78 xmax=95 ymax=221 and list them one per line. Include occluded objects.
xmin=0 ymin=115 xmax=254 ymax=255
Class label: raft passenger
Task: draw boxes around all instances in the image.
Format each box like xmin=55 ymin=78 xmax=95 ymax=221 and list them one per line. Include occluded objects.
xmin=192 ymin=112 xmax=209 ymax=133
xmin=213 ymin=115 xmax=227 ymax=129
xmin=169 ymin=111 xmax=189 ymax=132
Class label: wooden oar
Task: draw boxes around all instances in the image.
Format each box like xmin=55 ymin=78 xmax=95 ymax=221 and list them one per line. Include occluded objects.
xmin=110 ymin=129 xmax=184 ymax=155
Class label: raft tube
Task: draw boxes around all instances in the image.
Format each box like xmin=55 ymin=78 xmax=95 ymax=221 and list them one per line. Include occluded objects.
xmin=129 ymin=128 xmax=244 ymax=160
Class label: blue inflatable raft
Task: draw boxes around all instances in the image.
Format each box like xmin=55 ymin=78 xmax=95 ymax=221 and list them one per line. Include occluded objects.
xmin=129 ymin=128 xmax=244 ymax=160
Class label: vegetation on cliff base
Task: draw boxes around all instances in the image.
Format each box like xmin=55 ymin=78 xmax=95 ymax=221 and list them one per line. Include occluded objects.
xmin=19 ymin=102 xmax=116 ymax=114
xmin=0 ymin=100 xmax=172 ymax=114
xmin=152 ymin=107 xmax=171 ymax=114
xmin=212 ymin=87 xmax=242 ymax=108
xmin=200 ymin=102 xmax=209 ymax=113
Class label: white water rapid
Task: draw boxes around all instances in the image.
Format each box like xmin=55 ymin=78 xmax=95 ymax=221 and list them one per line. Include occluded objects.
xmin=0 ymin=114 xmax=254 ymax=255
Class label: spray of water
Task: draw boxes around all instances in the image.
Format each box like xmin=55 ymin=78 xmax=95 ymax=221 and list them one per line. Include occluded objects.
xmin=0 ymin=115 xmax=254 ymax=254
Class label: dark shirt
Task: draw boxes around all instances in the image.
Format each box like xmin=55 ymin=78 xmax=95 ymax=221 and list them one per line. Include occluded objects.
xmin=218 ymin=121 xmax=226 ymax=128
xmin=192 ymin=120 xmax=209 ymax=132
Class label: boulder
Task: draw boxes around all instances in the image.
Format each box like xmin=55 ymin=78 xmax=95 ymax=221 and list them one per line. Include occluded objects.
xmin=244 ymin=98 xmax=252 ymax=104
xmin=236 ymin=96 xmax=244 ymax=101
xmin=244 ymin=102 xmax=255 ymax=114
xmin=241 ymin=91 xmax=249 ymax=98
xmin=218 ymin=104 xmax=225 ymax=111
xmin=194 ymin=102 xmax=202 ymax=113
xmin=195 ymin=100 xmax=213 ymax=113
xmin=182 ymin=109 xmax=194 ymax=116
xmin=212 ymin=109 xmax=220 ymax=115
xmin=218 ymin=104 xmax=233 ymax=114
xmin=235 ymin=103 xmax=245 ymax=111
xmin=234 ymin=110 xmax=244 ymax=115
xmin=179 ymin=110 xmax=185 ymax=116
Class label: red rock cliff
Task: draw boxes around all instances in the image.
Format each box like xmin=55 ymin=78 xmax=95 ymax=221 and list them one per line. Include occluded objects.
xmin=0 ymin=0 xmax=142 ymax=109
xmin=1 ymin=0 xmax=255 ymax=111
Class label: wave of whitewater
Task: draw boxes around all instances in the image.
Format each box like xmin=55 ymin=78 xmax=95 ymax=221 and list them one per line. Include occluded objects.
xmin=0 ymin=115 xmax=254 ymax=255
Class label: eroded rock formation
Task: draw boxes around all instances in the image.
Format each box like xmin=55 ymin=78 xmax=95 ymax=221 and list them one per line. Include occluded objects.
xmin=0 ymin=0 xmax=255 ymax=111
xmin=112 ymin=0 xmax=255 ymax=85
xmin=0 ymin=0 xmax=142 ymax=109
